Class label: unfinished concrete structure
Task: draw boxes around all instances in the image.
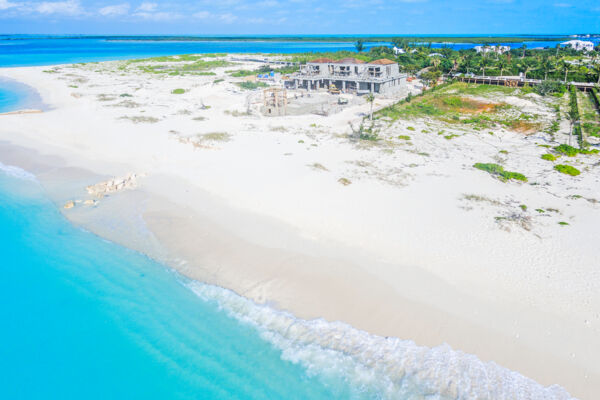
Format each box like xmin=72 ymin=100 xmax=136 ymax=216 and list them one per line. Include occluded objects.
xmin=286 ymin=57 xmax=406 ymax=95
xmin=261 ymin=87 xmax=288 ymax=116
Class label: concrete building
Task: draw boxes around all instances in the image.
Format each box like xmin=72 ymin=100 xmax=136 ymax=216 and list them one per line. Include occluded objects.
xmin=286 ymin=57 xmax=406 ymax=95
xmin=560 ymin=40 xmax=595 ymax=52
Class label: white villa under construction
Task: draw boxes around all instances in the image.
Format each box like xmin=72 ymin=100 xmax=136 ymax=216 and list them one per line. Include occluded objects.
xmin=286 ymin=58 xmax=406 ymax=95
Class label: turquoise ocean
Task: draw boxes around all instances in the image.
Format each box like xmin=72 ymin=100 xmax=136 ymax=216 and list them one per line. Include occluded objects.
xmin=0 ymin=39 xmax=580 ymax=399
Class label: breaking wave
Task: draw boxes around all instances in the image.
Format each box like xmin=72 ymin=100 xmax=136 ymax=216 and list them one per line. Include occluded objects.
xmin=0 ymin=162 xmax=37 ymax=181
xmin=187 ymin=281 xmax=576 ymax=400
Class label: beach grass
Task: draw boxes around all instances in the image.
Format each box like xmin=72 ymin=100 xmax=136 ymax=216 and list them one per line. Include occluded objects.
xmin=236 ymin=81 xmax=268 ymax=90
xmin=376 ymin=83 xmax=539 ymax=132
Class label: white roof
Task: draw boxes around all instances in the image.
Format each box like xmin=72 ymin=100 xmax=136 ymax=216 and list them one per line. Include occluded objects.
xmin=561 ymin=40 xmax=594 ymax=45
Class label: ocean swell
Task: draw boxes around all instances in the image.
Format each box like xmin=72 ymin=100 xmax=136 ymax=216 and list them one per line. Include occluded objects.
xmin=187 ymin=281 xmax=575 ymax=400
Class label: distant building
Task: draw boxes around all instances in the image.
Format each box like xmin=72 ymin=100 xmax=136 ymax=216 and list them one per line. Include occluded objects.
xmin=473 ymin=45 xmax=511 ymax=54
xmin=560 ymin=40 xmax=595 ymax=52
xmin=287 ymin=58 xmax=406 ymax=95
xmin=393 ymin=46 xmax=405 ymax=55
xmin=428 ymin=53 xmax=445 ymax=58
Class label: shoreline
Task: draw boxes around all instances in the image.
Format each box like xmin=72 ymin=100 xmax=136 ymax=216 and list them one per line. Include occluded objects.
xmin=0 ymin=143 xmax=579 ymax=400
xmin=1 ymin=60 xmax=598 ymax=399
xmin=0 ymin=109 xmax=43 ymax=116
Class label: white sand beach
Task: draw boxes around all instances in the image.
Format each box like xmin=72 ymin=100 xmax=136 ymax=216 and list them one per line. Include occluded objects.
xmin=1 ymin=55 xmax=598 ymax=399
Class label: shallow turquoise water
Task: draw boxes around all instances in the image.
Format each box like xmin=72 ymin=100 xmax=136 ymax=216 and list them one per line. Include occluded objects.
xmin=0 ymin=78 xmax=44 ymax=113
xmin=0 ymin=172 xmax=360 ymax=399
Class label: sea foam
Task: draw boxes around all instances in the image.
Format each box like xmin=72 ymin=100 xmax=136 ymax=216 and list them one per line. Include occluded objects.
xmin=187 ymin=281 xmax=576 ymax=400
xmin=0 ymin=162 xmax=37 ymax=181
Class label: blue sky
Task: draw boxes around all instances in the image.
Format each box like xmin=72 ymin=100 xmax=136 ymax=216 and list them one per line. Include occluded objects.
xmin=1 ymin=0 xmax=599 ymax=35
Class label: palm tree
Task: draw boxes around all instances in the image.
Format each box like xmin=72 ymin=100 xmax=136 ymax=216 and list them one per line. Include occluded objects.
xmin=478 ymin=57 xmax=491 ymax=77
xmin=520 ymin=44 xmax=527 ymax=59
xmin=566 ymin=107 xmax=578 ymax=147
xmin=518 ymin=59 xmax=537 ymax=79
xmin=430 ymin=56 xmax=441 ymax=70
xmin=365 ymin=93 xmax=375 ymax=121
xmin=540 ymin=57 xmax=555 ymax=80
xmin=558 ymin=60 xmax=572 ymax=83
xmin=591 ymin=62 xmax=600 ymax=84
xmin=497 ymin=55 xmax=510 ymax=77
xmin=461 ymin=53 xmax=474 ymax=74
xmin=355 ymin=39 xmax=364 ymax=53
xmin=482 ymin=44 xmax=490 ymax=58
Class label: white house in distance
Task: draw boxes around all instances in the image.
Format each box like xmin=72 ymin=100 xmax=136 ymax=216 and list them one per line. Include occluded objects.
xmin=473 ymin=45 xmax=511 ymax=54
xmin=393 ymin=46 xmax=405 ymax=55
xmin=560 ymin=40 xmax=595 ymax=52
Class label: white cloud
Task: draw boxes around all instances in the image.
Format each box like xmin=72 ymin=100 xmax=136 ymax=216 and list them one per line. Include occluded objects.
xmin=136 ymin=2 xmax=156 ymax=12
xmin=0 ymin=0 xmax=20 ymax=10
xmin=193 ymin=10 xmax=237 ymax=23
xmin=218 ymin=12 xmax=236 ymax=23
xmin=193 ymin=10 xmax=210 ymax=18
xmin=35 ymin=0 xmax=84 ymax=15
xmin=134 ymin=10 xmax=180 ymax=19
xmin=132 ymin=2 xmax=181 ymax=20
xmin=99 ymin=3 xmax=129 ymax=16
xmin=256 ymin=0 xmax=278 ymax=6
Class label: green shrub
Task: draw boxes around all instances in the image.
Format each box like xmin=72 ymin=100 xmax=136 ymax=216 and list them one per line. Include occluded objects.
xmin=554 ymin=144 xmax=578 ymax=157
xmin=229 ymin=69 xmax=257 ymax=77
xmin=501 ymin=171 xmax=528 ymax=181
xmin=397 ymin=135 xmax=411 ymax=140
xmin=172 ymin=88 xmax=186 ymax=94
xmin=554 ymin=144 xmax=599 ymax=156
xmin=236 ymin=81 xmax=268 ymax=90
xmin=536 ymin=80 xmax=566 ymax=96
xmin=474 ymin=163 xmax=503 ymax=174
xmin=473 ymin=163 xmax=528 ymax=182
xmin=541 ymin=153 xmax=557 ymax=161
xmin=406 ymin=126 xmax=415 ymax=131
xmin=554 ymin=164 xmax=580 ymax=176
